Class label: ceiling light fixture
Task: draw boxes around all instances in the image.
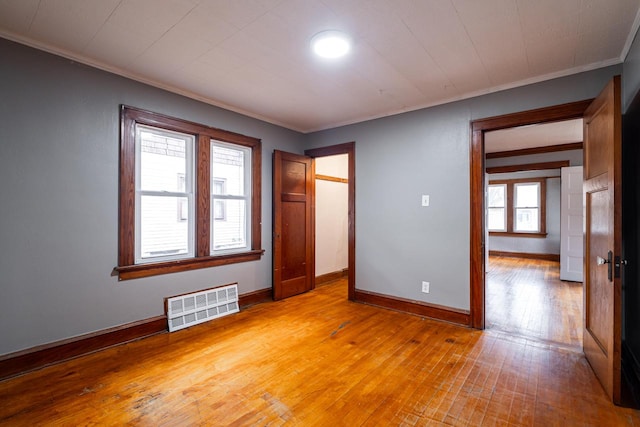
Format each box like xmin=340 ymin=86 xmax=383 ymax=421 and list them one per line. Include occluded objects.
xmin=311 ymin=30 xmax=351 ymax=59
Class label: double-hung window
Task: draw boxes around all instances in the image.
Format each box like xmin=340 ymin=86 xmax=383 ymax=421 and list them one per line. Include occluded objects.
xmin=488 ymin=178 xmax=546 ymax=237
xmin=487 ymin=184 xmax=507 ymax=232
xmin=136 ymin=125 xmax=195 ymax=263
xmin=118 ymin=106 xmax=263 ymax=280
xmin=514 ymin=182 xmax=540 ymax=232
xmin=210 ymin=141 xmax=250 ymax=253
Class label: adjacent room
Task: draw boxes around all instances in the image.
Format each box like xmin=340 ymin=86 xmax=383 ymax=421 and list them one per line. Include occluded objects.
xmin=1 ymin=1 xmax=640 ymax=425
xmin=484 ymin=120 xmax=585 ymax=350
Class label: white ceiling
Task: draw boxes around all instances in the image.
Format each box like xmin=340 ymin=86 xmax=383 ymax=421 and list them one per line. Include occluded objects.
xmin=1 ymin=0 xmax=639 ymax=133
xmin=485 ymin=118 xmax=583 ymax=153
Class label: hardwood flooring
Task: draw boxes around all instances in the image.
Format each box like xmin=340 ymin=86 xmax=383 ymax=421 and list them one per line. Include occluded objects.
xmin=1 ymin=278 xmax=638 ymax=426
xmin=486 ymin=256 xmax=583 ymax=349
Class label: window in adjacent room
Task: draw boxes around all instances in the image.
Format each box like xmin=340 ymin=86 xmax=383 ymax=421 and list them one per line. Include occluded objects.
xmin=487 ymin=183 xmax=507 ymax=232
xmin=488 ymin=178 xmax=546 ymax=237
xmin=514 ymin=182 xmax=541 ymax=232
xmin=118 ymin=106 xmax=263 ymax=280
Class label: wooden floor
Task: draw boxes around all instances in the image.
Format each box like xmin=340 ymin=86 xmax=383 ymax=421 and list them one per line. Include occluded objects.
xmin=486 ymin=256 xmax=583 ymax=349
xmin=1 ymin=278 xmax=639 ymax=426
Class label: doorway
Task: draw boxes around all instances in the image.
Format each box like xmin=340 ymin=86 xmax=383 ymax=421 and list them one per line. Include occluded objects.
xmin=306 ymin=142 xmax=356 ymax=300
xmin=470 ymin=78 xmax=624 ymax=403
xmin=469 ymin=99 xmax=592 ymax=329
xmin=314 ymin=154 xmax=349 ymax=289
xmin=483 ymin=122 xmax=585 ymax=348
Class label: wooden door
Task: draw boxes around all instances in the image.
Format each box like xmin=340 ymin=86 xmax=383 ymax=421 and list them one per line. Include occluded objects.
xmin=583 ymin=76 xmax=622 ymax=404
xmin=273 ymin=150 xmax=314 ymax=300
xmin=560 ymin=166 xmax=584 ymax=282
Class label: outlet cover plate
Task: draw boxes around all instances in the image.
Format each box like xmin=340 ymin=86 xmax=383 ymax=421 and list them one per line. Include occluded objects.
xmin=422 ymin=281 xmax=430 ymax=293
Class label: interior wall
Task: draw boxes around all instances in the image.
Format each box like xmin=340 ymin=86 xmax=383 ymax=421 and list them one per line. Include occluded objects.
xmin=306 ymin=66 xmax=621 ymax=311
xmin=0 ymin=38 xmax=305 ymax=356
xmin=315 ymin=155 xmax=348 ymax=277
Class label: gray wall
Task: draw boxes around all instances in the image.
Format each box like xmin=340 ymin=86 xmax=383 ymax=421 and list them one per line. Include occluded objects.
xmin=306 ymin=66 xmax=621 ymax=311
xmin=624 ymin=27 xmax=640 ymax=112
xmin=0 ymin=38 xmax=305 ymax=356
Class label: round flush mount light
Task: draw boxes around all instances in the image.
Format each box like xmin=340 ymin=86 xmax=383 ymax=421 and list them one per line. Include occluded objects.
xmin=311 ymin=30 xmax=351 ymax=59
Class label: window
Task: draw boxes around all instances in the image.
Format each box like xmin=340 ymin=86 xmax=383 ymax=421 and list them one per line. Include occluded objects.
xmin=487 ymin=184 xmax=506 ymax=231
xmin=136 ymin=126 xmax=194 ymax=263
xmin=514 ymin=183 xmax=540 ymax=232
xmin=211 ymin=142 xmax=250 ymax=252
xmin=488 ymin=178 xmax=546 ymax=237
xmin=118 ymin=106 xmax=263 ymax=280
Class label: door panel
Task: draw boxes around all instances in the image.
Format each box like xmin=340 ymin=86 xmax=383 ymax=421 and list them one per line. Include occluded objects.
xmin=582 ymin=76 xmax=622 ymax=404
xmin=560 ymin=166 xmax=584 ymax=282
xmin=273 ymin=150 xmax=314 ymax=300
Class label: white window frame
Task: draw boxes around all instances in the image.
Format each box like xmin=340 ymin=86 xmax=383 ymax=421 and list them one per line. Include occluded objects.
xmin=210 ymin=139 xmax=252 ymax=255
xmin=134 ymin=124 xmax=195 ymax=264
xmin=487 ymin=183 xmax=507 ymax=232
xmin=514 ymin=182 xmax=541 ymax=233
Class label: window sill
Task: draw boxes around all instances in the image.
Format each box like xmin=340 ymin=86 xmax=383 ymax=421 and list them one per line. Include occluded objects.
xmin=115 ymin=249 xmax=265 ymax=280
xmin=489 ymin=232 xmax=547 ymax=238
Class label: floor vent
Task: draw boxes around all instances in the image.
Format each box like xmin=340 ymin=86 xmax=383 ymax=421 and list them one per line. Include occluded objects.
xmin=166 ymin=284 xmax=239 ymax=332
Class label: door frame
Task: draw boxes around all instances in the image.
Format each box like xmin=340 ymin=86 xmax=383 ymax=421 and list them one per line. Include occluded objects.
xmin=469 ymin=100 xmax=592 ymax=329
xmin=305 ymin=142 xmax=356 ymax=301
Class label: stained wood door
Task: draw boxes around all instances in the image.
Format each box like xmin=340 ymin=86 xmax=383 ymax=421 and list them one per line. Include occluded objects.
xmin=583 ymin=76 xmax=622 ymax=404
xmin=273 ymin=150 xmax=314 ymax=300
xmin=560 ymin=166 xmax=584 ymax=282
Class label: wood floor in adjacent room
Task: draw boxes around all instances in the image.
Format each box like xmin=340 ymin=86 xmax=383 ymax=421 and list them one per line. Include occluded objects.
xmin=1 ymin=276 xmax=638 ymax=426
xmin=486 ymin=256 xmax=583 ymax=350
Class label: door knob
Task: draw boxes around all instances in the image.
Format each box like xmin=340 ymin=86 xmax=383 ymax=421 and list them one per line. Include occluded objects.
xmin=596 ymin=250 xmax=614 ymax=282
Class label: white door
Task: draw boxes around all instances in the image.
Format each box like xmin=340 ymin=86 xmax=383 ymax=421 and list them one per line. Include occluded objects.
xmin=485 ymin=173 xmax=490 ymax=266
xmin=560 ymin=166 xmax=584 ymax=281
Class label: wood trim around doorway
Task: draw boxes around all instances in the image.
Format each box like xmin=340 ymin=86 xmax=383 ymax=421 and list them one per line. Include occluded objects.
xmin=305 ymin=142 xmax=356 ymax=301
xmin=469 ymin=99 xmax=592 ymax=329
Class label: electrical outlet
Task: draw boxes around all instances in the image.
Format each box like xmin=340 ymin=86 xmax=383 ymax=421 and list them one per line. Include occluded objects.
xmin=422 ymin=281 xmax=430 ymax=293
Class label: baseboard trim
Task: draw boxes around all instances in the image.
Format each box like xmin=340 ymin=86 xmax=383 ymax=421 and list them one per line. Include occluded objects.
xmin=0 ymin=315 xmax=167 ymax=381
xmin=316 ymin=269 xmax=349 ymax=285
xmin=489 ymin=250 xmax=560 ymax=262
xmin=239 ymin=287 xmax=272 ymax=307
xmin=354 ymin=290 xmax=470 ymax=327
xmin=622 ymin=342 xmax=640 ymax=408
xmin=0 ymin=288 xmax=274 ymax=381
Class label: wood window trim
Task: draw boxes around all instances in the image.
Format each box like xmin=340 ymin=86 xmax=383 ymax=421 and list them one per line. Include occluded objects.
xmin=488 ymin=178 xmax=547 ymax=237
xmin=116 ymin=106 xmax=263 ymax=280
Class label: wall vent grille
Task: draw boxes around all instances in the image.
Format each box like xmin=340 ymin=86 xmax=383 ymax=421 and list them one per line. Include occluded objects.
xmin=166 ymin=283 xmax=239 ymax=332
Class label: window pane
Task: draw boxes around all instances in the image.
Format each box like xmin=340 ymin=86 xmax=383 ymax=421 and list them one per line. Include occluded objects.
xmin=139 ymin=127 xmax=191 ymax=192
xmin=212 ymin=199 xmax=246 ymax=250
xmin=212 ymin=143 xmax=246 ymax=196
xmin=515 ymin=208 xmax=539 ymax=231
xmin=515 ymin=183 xmax=539 ymax=208
xmin=488 ymin=207 xmax=506 ymax=231
xmin=140 ymin=195 xmax=190 ymax=259
xmin=488 ymin=185 xmax=505 ymax=208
